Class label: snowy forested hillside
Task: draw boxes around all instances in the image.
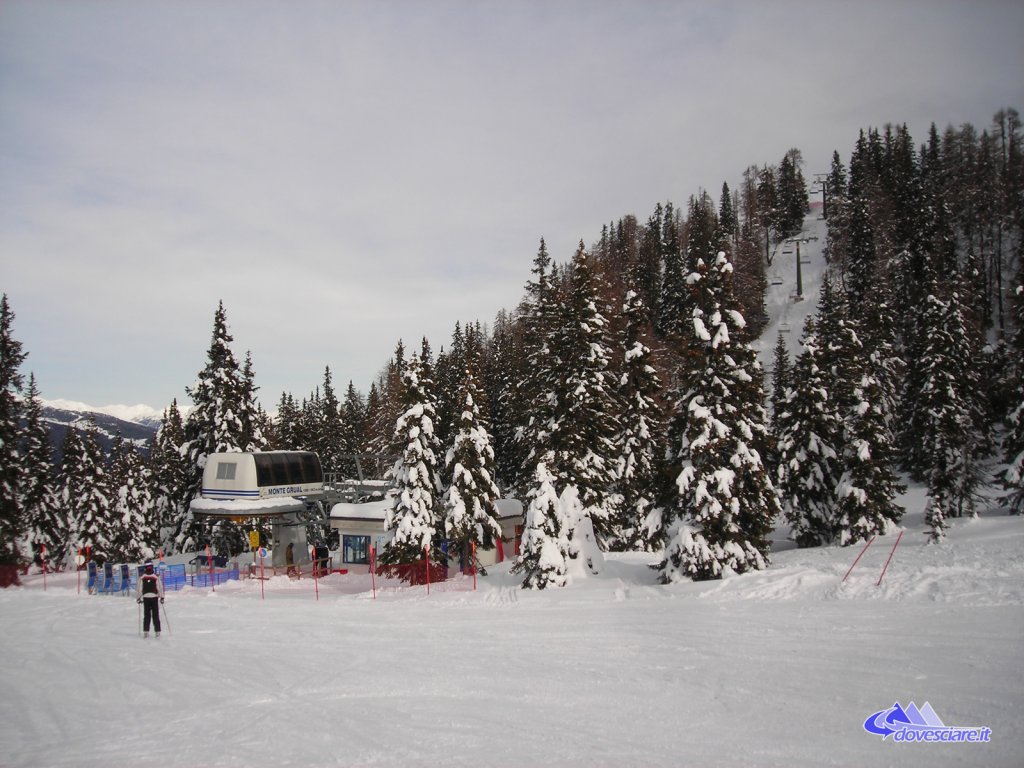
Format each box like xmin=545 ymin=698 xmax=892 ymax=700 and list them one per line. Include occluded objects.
xmin=1 ymin=110 xmax=1022 ymax=585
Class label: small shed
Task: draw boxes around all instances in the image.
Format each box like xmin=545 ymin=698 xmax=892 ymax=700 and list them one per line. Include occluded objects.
xmin=330 ymin=498 xmax=524 ymax=573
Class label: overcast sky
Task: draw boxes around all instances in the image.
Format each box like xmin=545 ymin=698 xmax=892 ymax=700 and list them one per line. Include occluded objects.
xmin=2 ymin=0 xmax=1022 ymax=413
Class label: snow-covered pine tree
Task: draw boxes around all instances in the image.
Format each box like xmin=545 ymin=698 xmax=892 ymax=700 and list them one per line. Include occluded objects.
xmin=20 ymin=374 xmax=60 ymax=569
xmin=380 ymin=354 xmax=444 ymax=568
xmin=1002 ymin=282 xmax=1024 ymax=514
xmin=833 ymin=362 xmax=905 ymax=545
xmin=0 ymin=294 xmax=27 ymax=567
xmin=340 ymin=381 xmax=366 ymax=478
xmin=63 ymin=420 xmax=114 ymax=563
xmin=443 ymin=367 xmax=502 ymax=565
xmin=657 ymin=202 xmax=688 ymax=340
xmin=612 ymin=287 xmax=666 ymax=551
xmin=317 ymin=367 xmax=347 ymax=474
xmin=52 ymin=428 xmax=83 ymax=564
xmin=108 ymin=435 xmax=157 ymax=562
xmin=660 ymin=251 xmax=779 ymax=582
xmin=515 ymin=239 xmax=561 ymax=499
xmin=545 ymin=242 xmax=620 ymax=547
xmin=769 ymin=331 xmax=791 ymax=436
xmin=918 ymin=285 xmax=984 ymax=539
xmin=636 ymin=203 xmax=664 ymax=329
xmin=512 ymin=462 xmax=571 ymax=589
xmin=775 ymin=316 xmax=844 ymax=547
xmin=483 ymin=310 xmax=522 ymax=493
xmin=149 ymin=400 xmax=190 ymax=554
xmin=238 ymin=351 xmax=268 ymax=452
xmin=177 ymin=303 xmax=262 ymax=551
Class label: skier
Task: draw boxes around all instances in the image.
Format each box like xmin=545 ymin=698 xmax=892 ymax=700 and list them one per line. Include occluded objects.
xmin=135 ymin=561 xmax=165 ymax=638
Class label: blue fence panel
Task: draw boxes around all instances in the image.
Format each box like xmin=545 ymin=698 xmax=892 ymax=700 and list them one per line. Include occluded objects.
xmin=160 ymin=564 xmax=187 ymax=592
xmin=189 ymin=566 xmax=240 ymax=588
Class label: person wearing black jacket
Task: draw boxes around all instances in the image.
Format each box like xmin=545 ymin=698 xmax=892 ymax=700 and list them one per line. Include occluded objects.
xmin=135 ymin=561 xmax=165 ymax=638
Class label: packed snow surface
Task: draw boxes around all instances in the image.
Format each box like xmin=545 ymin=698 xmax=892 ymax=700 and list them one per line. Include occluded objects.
xmin=1 ymin=487 xmax=1022 ymax=768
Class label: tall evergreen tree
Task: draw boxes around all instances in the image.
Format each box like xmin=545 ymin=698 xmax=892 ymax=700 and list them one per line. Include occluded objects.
xmin=177 ymin=302 xmax=260 ymax=550
xmin=380 ymin=355 xmax=444 ymax=567
xmin=1002 ymin=281 xmax=1024 ymax=514
xmin=917 ymin=285 xmax=985 ymax=532
xmin=108 ymin=435 xmax=157 ymax=562
xmin=775 ymin=316 xmax=844 ymax=547
xmin=637 ymin=203 xmax=664 ymax=329
xmin=21 ymin=374 xmax=59 ymax=568
xmin=0 ymin=294 xmax=27 ymax=566
xmin=512 ymin=461 xmax=572 ymax=589
xmin=516 ymin=239 xmax=561 ymax=497
xmin=150 ymin=399 xmax=190 ymax=554
xmin=658 ymin=202 xmax=689 ymax=340
xmin=443 ymin=366 xmax=502 ymax=562
xmin=611 ymin=288 xmax=665 ymax=551
xmin=833 ymin=353 xmax=905 ymax=545
xmin=63 ymin=420 xmax=114 ymax=563
xmin=545 ymin=242 xmax=620 ymax=546
xmin=769 ymin=331 xmax=791 ymax=435
xmin=317 ymin=367 xmax=347 ymax=474
xmin=340 ymin=381 xmax=367 ymax=477
xmin=660 ymin=251 xmax=778 ymax=581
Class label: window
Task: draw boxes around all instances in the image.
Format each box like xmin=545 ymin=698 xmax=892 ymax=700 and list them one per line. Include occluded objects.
xmin=215 ymin=462 xmax=237 ymax=481
xmin=342 ymin=535 xmax=370 ymax=565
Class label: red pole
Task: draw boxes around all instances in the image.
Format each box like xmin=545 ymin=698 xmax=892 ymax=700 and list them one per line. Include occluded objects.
xmin=77 ymin=548 xmax=82 ymax=594
xmin=41 ymin=544 xmax=47 ymax=592
xmin=842 ymin=535 xmax=876 ymax=583
xmin=876 ymin=529 xmax=904 ymax=587
xmin=260 ymin=549 xmax=265 ymax=601
xmin=370 ymin=545 xmax=377 ymax=600
xmin=472 ymin=542 xmax=477 ymax=592
xmin=425 ymin=546 xmax=430 ymax=596
xmin=206 ymin=544 xmax=215 ymax=592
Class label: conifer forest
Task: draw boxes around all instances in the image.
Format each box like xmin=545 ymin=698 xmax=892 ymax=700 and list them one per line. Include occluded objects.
xmin=2 ymin=109 xmax=1022 ymax=589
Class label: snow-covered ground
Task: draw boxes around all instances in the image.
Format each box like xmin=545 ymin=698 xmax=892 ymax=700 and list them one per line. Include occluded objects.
xmin=1 ymin=482 xmax=1022 ymax=768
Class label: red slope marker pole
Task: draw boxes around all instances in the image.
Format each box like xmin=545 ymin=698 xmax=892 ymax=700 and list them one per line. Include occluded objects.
xmin=842 ymin=535 xmax=876 ymax=583
xmin=876 ymin=529 xmax=904 ymax=587
xmin=425 ymin=547 xmax=431 ymax=596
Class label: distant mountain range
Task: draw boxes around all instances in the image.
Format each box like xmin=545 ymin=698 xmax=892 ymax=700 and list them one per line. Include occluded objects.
xmin=37 ymin=400 xmax=165 ymax=461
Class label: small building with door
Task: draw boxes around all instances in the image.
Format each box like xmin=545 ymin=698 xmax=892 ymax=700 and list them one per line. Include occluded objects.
xmin=329 ymin=498 xmax=524 ymax=574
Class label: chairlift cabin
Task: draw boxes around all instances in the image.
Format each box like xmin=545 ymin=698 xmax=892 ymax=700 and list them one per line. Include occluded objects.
xmin=202 ymin=451 xmax=323 ymax=501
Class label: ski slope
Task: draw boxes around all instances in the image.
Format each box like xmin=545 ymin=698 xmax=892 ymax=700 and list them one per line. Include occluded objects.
xmin=1 ymin=482 xmax=1021 ymax=768
xmin=751 ymin=210 xmax=831 ymax=369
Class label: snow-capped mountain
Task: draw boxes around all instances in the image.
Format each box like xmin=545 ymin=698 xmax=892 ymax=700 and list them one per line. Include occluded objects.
xmin=43 ymin=399 xmax=166 ymax=429
xmin=37 ymin=399 xmax=163 ymax=460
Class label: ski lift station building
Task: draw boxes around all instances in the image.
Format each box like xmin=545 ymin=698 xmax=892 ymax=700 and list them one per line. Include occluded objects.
xmin=191 ymin=451 xmax=524 ymax=573
xmin=328 ymin=498 xmax=524 ymax=574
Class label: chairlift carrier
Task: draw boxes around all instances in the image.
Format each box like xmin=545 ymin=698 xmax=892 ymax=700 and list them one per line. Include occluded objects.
xmin=202 ymin=451 xmax=324 ymax=501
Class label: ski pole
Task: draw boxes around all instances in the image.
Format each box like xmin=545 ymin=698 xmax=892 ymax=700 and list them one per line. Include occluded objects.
xmin=876 ymin=529 xmax=904 ymax=587
xmin=161 ymin=601 xmax=172 ymax=636
xmin=842 ymin=535 xmax=876 ymax=582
